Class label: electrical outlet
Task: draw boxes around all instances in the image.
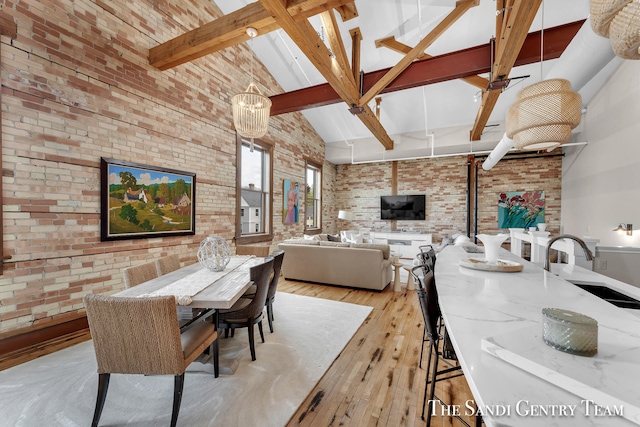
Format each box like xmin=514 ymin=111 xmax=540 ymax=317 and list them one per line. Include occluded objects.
xmin=596 ymin=259 xmax=607 ymax=270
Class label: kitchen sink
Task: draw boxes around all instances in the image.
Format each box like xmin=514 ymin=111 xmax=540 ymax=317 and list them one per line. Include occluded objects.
xmin=568 ymin=280 xmax=640 ymax=310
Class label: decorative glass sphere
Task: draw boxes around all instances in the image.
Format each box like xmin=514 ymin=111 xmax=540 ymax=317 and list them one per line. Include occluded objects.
xmin=197 ymin=236 xmax=231 ymax=272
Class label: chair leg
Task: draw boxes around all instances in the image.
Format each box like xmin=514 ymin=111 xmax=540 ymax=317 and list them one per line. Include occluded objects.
xmin=258 ymin=320 xmax=265 ymax=343
xmin=266 ymin=300 xmax=274 ymax=333
xmin=91 ymin=373 xmax=110 ymax=427
xmin=171 ymin=374 xmax=185 ymax=427
xmin=212 ymin=340 xmax=219 ymax=378
xmin=421 ymin=338 xmax=435 ymax=420
xmin=419 ymin=327 xmax=426 ymax=369
xmin=248 ymin=323 xmax=256 ymax=361
xmin=426 ymin=343 xmax=440 ymax=427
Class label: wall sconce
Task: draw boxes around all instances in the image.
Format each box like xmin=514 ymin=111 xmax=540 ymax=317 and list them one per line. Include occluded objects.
xmin=613 ymin=223 xmax=633 ymax=236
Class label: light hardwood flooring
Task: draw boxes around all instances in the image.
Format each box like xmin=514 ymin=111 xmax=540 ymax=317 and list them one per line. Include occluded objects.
xmin=279 ymin=278 xmax=476 ymax=427
xmin=4 ymin=277 xmax=476 ymax=427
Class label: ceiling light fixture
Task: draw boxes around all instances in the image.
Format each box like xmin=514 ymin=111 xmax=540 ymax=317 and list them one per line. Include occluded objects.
xmin=506 ymin=78 xmax=582 ymax=151
xmin=231 ymin=27 xmax=271 ymax=152
xmin=591 ymin=0 xmax=640 ymax=60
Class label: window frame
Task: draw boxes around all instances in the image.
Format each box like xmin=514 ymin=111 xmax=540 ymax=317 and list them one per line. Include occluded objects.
xmin=304 ymin=159 xmax=322 ymax=234
xmin=235 ymin=134 xmax=273 ymax=244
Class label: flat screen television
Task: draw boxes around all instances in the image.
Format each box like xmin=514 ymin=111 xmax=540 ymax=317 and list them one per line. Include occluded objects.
xmin=380 ymin=195 xmax=426 ymax=220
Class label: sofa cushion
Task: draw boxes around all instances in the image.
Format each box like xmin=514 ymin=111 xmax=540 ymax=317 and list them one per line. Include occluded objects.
xmin=284 ymin=239 xmax=320 ymax=245
xmin=350 ymin=243 xmax=391 ymax=259
xmin=319 ymin=241 xmax=351 ymax=247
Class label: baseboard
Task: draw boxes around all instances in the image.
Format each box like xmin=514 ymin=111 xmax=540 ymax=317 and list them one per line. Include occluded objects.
xmin=0 ymin=315 xmax=90 ymax=371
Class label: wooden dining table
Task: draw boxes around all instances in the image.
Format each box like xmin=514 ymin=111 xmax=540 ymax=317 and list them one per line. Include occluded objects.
xmin=113 ymin=255 xmax=267 ymax=374
xmin=114 ymin=255 xmax=263 ymax=309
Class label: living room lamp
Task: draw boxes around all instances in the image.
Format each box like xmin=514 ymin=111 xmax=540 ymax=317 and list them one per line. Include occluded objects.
xmin=338 ymin=210 xmax=353 ymax=221
xmin=231 ymin=27 xmax=271 ymax=152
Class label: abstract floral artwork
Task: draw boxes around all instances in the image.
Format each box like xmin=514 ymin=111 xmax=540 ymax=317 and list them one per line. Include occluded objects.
xmin=497 ymin=191 xmax=545 ymax=229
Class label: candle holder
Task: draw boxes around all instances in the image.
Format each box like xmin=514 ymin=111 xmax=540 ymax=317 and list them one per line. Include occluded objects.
xmin=542 ymin=308 xmax=598 ymax=357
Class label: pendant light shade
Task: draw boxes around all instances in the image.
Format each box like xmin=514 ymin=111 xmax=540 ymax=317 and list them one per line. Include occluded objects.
xmin=609 ymin=0 xmax=640 ymax=59
xmin=232 ymin=27 xmax=271 ymax=142
xmin=591 ymin=0 xmax=640 ymax=60
xmin=506 ymin=79 xmax=582 ymax=151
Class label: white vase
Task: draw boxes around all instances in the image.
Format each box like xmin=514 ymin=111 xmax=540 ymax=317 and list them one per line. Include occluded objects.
xmin=476 ymin=234 xmax=509 ymax=264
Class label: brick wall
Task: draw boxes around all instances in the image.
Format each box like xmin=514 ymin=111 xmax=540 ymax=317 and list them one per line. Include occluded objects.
xmin=333 ymin=154 xmax=562 ymax=243
xmin=0 ymin=0 xmax=324 ymax=332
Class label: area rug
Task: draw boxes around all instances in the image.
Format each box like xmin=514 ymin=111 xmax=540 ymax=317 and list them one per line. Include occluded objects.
xmin=0 ymin=292 xmax=372 ymax=426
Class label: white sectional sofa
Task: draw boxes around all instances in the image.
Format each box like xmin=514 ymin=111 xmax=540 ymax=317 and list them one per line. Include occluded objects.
xmin=278 ymin=238 xmax=392 ymax=291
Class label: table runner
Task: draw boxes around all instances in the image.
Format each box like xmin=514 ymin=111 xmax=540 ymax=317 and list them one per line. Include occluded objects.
xmin=148 ymin=256 xmax=254 ymax=305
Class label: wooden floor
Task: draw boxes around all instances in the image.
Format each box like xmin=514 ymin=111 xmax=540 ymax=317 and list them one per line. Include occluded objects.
xmin=279 ymin=278 xmax=476 ymax=427
xmin=3 ymin=277 xmax=476 ymax=426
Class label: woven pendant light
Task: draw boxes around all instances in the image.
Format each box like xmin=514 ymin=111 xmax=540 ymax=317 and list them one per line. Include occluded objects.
xmin=609 ymin=0 xmax=640 ymax=59
xmin=590 ymin=0 xmax=630 ymax=36
xmin=232 ymin=28 xmax=271 ymax=146
xmin=591 ymin=0 xmax=640 ymax=60
xmin=506 ymin=79 xmax=582 ymax=151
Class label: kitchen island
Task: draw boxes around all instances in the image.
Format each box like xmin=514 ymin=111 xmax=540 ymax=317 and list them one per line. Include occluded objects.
xmin=434 ymin=245 xmax=640 ymax=426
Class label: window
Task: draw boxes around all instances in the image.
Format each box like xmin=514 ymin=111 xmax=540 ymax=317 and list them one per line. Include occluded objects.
xmin=236 ymin=134 xmax=272 ymax=243
xmin=305 ymin=161 xmax=322 ymax=231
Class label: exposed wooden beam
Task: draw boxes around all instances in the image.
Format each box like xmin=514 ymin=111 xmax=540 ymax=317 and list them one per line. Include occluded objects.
xmin=358 ymin=105 xmax=394 ymax=149
xmin=149 ymin=0 xmax=356 ymax=70
xmin=270 ymin=21 xmax=584 ymax=115
xmin=375 ymin=35 xmax=489 ymax=90
xmin=469 ymin=0 xmax=542 ymax=140
xmin=375 ymin=36 xmax=426 ymax=59
xmin=258 ymin=0 xmax=393 ymax=149
xmin=320 ymin=10 xmax=355 ymax=89
xmin=335 ymin=2 xmax=358 ymax=21
xmin=350 ymin=28 xmax=362 ymax=93
xmin=359 ymin=0 xmax=479 ymax=106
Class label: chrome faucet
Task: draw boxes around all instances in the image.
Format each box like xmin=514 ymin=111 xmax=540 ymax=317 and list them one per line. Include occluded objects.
xmin=543 ymin=234 xmax=594 ymax=271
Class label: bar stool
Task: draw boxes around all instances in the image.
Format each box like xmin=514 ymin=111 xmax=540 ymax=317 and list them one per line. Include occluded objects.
xmin=415 ymin=270 xmax=482 ymax=427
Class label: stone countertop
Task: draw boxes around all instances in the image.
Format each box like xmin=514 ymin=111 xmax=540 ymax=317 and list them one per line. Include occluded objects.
xmin=434 ymin=245 xmax=640 ymax=426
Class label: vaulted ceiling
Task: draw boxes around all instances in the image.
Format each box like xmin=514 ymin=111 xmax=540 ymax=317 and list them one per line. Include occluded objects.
xmin=150 ymin=0 xmax=617 ymax=164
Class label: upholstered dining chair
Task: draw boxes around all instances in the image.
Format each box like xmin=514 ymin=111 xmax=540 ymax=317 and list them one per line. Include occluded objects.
xmin=218 ymin=257 xmax=274 ymax=361
xmin=241 ymin=250 xmax=285 ymax=333
xmin=264 ymin=250 xmax=285 ymax=333
xmin=155 ymin=254 xmax=181 ymax=275
xmin=122 ymin=262 xmax=158 ymax=288
xmin=235 ymin=244 xmax=271 ymax=257
xmin=83 ymin=294 xmax=219 ymax=427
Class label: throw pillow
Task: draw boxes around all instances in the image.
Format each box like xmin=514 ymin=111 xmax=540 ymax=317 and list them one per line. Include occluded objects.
xmin=327 ymin=234 xmax=341 ymax=242
xmin=346 ymin=233 xmax=363 ymax=244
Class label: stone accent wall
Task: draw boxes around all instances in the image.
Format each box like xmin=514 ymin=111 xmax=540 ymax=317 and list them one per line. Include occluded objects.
xmin=333 ymin=154 xmax=562 ymax=243
xmin=0 ymin=0 xmax=324 ymax=332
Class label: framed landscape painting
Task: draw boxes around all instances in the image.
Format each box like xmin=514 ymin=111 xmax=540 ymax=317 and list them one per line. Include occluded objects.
xmin=100 ymin=158 xmax=196 ymax=241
